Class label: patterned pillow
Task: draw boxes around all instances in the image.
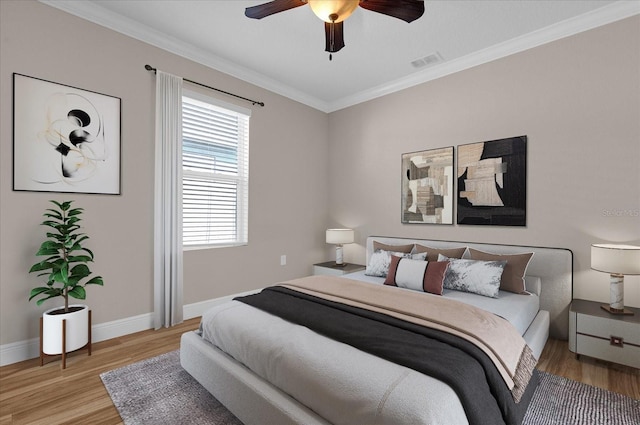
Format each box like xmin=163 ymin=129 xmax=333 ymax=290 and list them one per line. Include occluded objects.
xmin=384 ymin=256 xmax=450 ymax=295
xmin=365 ymin=250 xmax=427 ymax=277
xmin=467 ymin=248 xmax=534 ymax=294
xmin=440 ymin=256 xmax=507 ymax=298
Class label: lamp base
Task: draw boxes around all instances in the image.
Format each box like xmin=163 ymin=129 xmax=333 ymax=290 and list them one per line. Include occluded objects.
xmin=600 ymin=305 xmax=634 ymax=315
xmin=333 ymin=262 xmax=348 ymax=267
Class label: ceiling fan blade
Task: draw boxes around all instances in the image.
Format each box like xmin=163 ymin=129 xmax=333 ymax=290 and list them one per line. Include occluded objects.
xmin=245 ymin=0 xmax=306 ymax=19
xmin=324 ymin=21 xmax=345 ymax=53
xmin=359 ymin=0 xmax=425 ymax=23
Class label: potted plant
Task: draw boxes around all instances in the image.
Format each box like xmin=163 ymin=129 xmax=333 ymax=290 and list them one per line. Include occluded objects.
xmin=29 ymin=200 xmax=103 ymax=357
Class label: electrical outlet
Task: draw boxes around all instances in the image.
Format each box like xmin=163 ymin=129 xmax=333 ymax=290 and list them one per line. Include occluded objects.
xmin=280 ymin=255 xmax=287 ymax=266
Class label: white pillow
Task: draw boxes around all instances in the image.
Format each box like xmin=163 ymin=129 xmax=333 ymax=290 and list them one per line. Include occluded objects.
xmin=439 ymin=254 xmax=506 ymax=298
xmin=393 ymin=258 xmax=428 ymax=291
xmin=384 ymin=256 xmax=450 ymax=295
xmin=365 ymin=250 xmax=427 ymax=277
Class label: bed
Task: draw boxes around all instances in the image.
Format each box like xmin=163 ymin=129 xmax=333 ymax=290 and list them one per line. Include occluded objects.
xmin=180 ymin=236 xmax=573 ymax=425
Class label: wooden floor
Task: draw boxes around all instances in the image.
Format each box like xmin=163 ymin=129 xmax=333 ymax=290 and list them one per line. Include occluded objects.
xmin=1 ymin=319 xmax=638 ymax=424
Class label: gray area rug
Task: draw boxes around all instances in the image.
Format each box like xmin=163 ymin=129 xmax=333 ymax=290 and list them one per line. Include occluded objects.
xmin=101 ymin=350 xmax=639 ymax=425
xmin=101 ymin=350 xmax=242 ymax=425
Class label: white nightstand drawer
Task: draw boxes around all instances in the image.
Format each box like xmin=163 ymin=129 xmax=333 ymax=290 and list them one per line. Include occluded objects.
xmin=569 ymin=299 xmax=640 ymax=368
xmin=313 ymin=265 xmax=347 ymax=276
xmin=576 ymin=313 xmax=640 ymax=345
xmin=576 ymin=334 xmax=640 ymax=368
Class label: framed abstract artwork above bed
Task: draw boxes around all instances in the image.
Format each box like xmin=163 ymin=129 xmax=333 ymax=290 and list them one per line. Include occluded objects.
xmin=401 ymin=146 xmax=454 ymax=224
xmin=457 ymin=135 xmax=527 ymax=226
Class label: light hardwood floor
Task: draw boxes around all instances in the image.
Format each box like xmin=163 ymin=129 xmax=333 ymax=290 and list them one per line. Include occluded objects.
xmin=1 ymin=319 xmax=638 ymax=424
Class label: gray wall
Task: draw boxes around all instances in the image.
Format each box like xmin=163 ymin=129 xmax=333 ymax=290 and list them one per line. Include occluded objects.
xmin=0 ymin=1 xmax=330 ymax=347
xmin=328 ymin=16 xmax=640 ymax=307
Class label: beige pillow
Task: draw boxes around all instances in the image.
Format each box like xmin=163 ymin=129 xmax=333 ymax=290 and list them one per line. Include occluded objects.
xmin=414 ymin=245 xmax=467 ymax=262
xmin=373 ymin=241 xmax=414 ymax=253
xmin=467 ymin=248 xmax=534 ymax=294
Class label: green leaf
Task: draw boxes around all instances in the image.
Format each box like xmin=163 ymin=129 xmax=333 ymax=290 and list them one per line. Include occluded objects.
xmin=68 ymin=208 xmax=84 ymax=217
xmin=29 ymin=287 xmax=53 ymax=300
xmin=67 ymin=243 xmax=81 ymax=253
xmin=35 ymin=247 xmax=60 ymax=257
xmin=36 ymin=295 xmax=59 ymax=306
xmin=68 ymin=286 xmax=86 ymax=300
xmin=41 ymin=240 xmax=60 ymax=248
xmin=29 ymin=261 xmax=55 ymax=273
xmin=67 ymin=255 xmax=92 ymax=263
xmin=43 ymin=211 xmax=63 ymax=221
xmin=50 ymin=258 xmax=65 ymax=267
xmin=52 ymin=269 xmax=67 ymax=285
xmin=36 ymin=240 xmax=63 ymax=255
xmin=41 ymin=220 xmax=63 ymax=231
xmin=70 ymin=263 xmax=91 ymax=278
xmin=30 ymin=287 xmax=62 ymax=302
xmin=45 ymin=232 xmax=65 ymax=241
xmin=64 ymin=225 xmax=81 ymax=235
xmin=61 ymin=263 xmax=69 ymax=281
xmin=83 ymin=247 xmax=95 ymax=259
xmin=86 ymin=276 xmax=104 ymax=286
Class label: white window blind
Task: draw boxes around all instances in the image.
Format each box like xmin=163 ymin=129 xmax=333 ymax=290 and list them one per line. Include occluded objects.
xmin=182 ymin=93 xmax=250 ymax=248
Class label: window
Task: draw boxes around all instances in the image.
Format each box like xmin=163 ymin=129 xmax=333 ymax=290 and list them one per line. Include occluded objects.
xmin=182 ymin=92 xmax=250 ymax=248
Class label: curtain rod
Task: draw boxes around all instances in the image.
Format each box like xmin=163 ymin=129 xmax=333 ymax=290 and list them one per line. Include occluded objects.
xmin=145 ymin=65 xmax=265 ymax=107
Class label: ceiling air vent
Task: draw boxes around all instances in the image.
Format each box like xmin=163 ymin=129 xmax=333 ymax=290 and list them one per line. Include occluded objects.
xmin=411 ymin=52 xmax=443 ymax=69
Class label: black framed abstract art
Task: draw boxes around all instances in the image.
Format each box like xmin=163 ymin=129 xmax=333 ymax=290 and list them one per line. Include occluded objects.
xmin=401 ymin=146 xmax=454 ymax=224
xmin=13 ymin=73 xmax=121 ymax=195
xmin=456 ymin=135 xmax=527 ymax=226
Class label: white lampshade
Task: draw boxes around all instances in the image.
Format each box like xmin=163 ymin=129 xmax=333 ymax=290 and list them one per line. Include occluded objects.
xmin=591 ymin=244 xmax=640 ymax=275
xmin=326 ymin=229 xmax=354 ymax=245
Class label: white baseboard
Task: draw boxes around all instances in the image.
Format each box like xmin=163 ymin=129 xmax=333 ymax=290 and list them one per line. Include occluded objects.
xmin=0 ymin=289 xmax=260 ymax=367
xmin=182 ymin=288 xmax=260 ymax=320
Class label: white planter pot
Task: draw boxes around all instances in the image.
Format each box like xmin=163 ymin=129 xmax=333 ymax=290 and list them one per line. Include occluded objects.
xmin=42 ymin=304 xmax=89 ymax=355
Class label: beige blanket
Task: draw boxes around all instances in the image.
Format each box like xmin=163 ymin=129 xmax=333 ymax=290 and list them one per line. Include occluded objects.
xmin=279 ymin=275 xmax=536 ymax=402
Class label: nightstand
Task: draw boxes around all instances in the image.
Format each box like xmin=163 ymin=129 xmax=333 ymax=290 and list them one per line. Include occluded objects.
xmin=313 ymin=261 xmax=365 ymax=276
xmin=568 ymin=299 xmax=640 ymax=368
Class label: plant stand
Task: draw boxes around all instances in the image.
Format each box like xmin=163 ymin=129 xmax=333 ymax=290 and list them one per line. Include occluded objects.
xmin=40 ymin=310 xmax=92 ymax=369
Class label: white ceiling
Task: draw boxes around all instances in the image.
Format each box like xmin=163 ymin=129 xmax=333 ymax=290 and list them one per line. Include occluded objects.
xmin=43 ymin=1 xmax=639 ymax=112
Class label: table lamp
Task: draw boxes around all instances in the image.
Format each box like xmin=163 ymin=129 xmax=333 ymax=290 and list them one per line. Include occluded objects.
xmin=591 ymin=244 xmax=640 ymax=315
xmin=326 ymin=229 xmax=354 ymax=267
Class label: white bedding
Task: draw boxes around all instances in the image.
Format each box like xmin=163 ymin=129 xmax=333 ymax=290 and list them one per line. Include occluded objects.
xmin=199 ymin=276 xmax=542 ymax=425
xmin=201 ymin=300 xmax=470 ymax=425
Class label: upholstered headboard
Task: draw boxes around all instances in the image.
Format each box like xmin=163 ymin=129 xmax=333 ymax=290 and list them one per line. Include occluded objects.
xmin=366 ymin=236 xmax=573 ymax=340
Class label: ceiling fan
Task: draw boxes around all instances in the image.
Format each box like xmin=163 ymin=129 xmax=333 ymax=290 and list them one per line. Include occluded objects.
xmin=245 ymin=0 xmax=425 ymax=60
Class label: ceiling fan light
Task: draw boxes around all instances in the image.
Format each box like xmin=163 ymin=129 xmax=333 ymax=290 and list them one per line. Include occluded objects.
xmin=308 ymin=0 xmax=358 ymax=23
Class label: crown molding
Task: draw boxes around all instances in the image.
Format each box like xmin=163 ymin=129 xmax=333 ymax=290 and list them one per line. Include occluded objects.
xmin=40 ymin=1 xmax=639 ymax=114
xmin=39 ymin=0 xmax=331 ymax=112
xmin=328 ymin=1 xmax=640 ymax=112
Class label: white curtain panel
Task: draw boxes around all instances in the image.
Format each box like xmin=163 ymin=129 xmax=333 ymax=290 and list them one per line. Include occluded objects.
xmin=154 ymin=70 xmax=184 ymax=329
